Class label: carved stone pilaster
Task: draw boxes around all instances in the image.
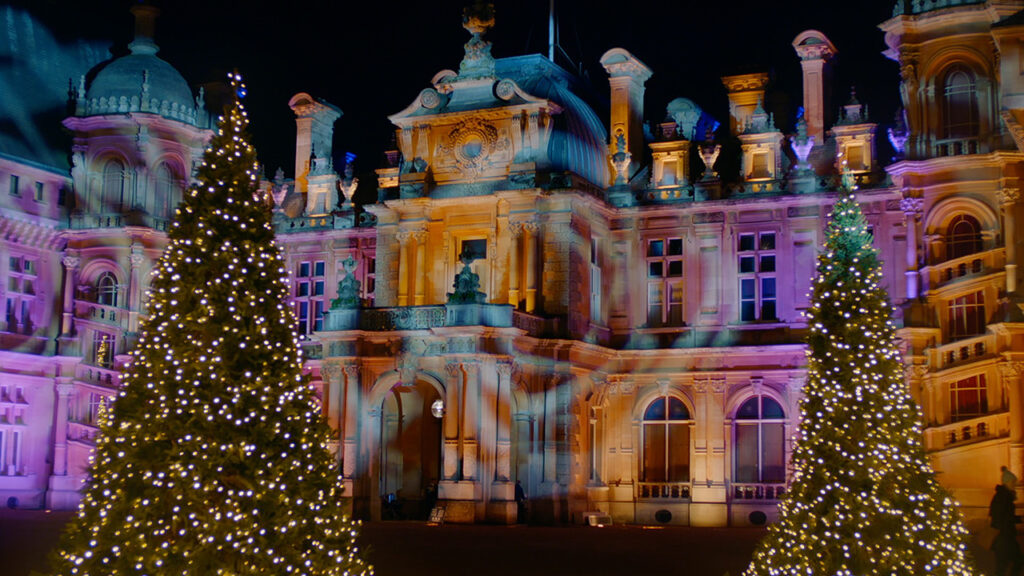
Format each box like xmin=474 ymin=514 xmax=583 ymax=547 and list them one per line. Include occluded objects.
xmin=396 ymin=229 xmax=414 ymax=245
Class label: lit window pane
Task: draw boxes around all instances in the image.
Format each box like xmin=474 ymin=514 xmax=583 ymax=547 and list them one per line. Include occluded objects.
xmin=760 ymin=233 xmax=776 ymax=250
xmin=735 ymin=424 xmax=758 ymax=483
xmin=648 ymin=240 xmax=664 ymax=257
xmin=761 ymin=423 xmax=786 ymax=483
xmin=667 ymin=425 xmax=690 ymax=482
xmin=643 ymin=424 xmax=666 ymax=482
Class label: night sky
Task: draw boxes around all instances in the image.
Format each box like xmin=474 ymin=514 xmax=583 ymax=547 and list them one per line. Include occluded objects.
xmin=16 ymin=0 xmax=900 ymax=184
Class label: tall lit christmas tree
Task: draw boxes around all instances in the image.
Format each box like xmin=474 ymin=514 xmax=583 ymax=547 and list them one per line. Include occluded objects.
xmin=51 ymin=74 xmax=371 ymax=576
xmin=744 ymin=187 xmax=976 ymax=576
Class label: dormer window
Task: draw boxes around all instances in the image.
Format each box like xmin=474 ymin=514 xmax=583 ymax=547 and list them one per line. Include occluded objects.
xmin=943 ymin=67 xmax=978 ymax=140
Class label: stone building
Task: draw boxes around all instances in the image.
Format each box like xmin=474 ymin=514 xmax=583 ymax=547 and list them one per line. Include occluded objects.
xmin=2 ymin=1 xmax=1024 ymax=527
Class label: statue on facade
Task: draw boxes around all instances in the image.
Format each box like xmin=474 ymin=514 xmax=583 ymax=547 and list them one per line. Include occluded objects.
xmin=698 ymin=128 xmax=721 ymax=181
xmin=447 ymin=250 xmax=486 ymax=304
xmin=458 ymin=1 xmax=496 ymax=80
xmin=330 ymin=256 xmax=362 ymax=309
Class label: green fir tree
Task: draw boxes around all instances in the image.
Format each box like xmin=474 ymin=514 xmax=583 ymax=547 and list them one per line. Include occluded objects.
xmin=744 ymin=188 xmax=976 ymax=576
xmin=51 ymin=74 xmax=372 ymax=576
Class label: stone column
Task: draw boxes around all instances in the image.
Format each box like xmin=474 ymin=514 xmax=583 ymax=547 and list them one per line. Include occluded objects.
xmin=128 ymin=244 xmax=144 ymax=326
xmin=495 ymin=361 xmax=513 ymax=482
xmin=507 ymin=222 xmax=523 ymax=308
xmin=900 ymin=197 xmax=924 ymax=300
xmin=523 ymin=221 xmax=539 ymax=313
xmin=342 ymin=363 xmax=360 ymax=479
xmin=462 ymin=362 xmax=480 ymax=480
xmin=396 ymin=230 xmax=412 ymax=307
xmin=412 ymin=228 xmax=428 ymax=306
xmin=52 ymin=381 xmax=74 ymax=476
xmin=1000 ymin=361 xmax=1024 ymax=499
xmin=443 ymin=362 xmax=462 ymax=480
xmin=999 ymin=188 xmax=1019 ymax=293
xmin=543 ymin=377 xmax=558 ymax=483
xmin=60 ymin=254 xmax=80 ymax=336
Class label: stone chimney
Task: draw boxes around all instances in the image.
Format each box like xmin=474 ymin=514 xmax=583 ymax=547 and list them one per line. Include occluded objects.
xmin=792 ymin=30 xmax=837 ymax=145
xmin=600 ymin=48 xmax=652 ymax=184
xmin=288 ymin=92 xmax=342 ymax=195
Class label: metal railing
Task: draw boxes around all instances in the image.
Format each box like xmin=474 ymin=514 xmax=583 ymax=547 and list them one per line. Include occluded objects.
xmin=638 ymin=482 xmax=691 ymax=500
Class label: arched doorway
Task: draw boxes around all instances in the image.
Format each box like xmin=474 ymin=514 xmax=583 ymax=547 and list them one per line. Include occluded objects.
xmin=380 ymin=379 xmax=442 ymax=520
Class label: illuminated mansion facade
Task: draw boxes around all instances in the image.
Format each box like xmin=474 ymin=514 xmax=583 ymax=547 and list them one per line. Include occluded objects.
xmin=4 ymin=1 xmax=1024 ymax=527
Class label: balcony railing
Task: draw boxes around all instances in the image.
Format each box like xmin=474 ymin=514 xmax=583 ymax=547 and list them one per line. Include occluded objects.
xmin=732 ymin=483 xmax=786 ymax=501
xmin=67 ymin=422 xmax=100 ymax=443
xmin=74 ymin=364 xmax=120 ymax=388
xmin=923 ymin=249 xmax=1003 ymax=292
xmin=360 ymin=306 xmax=447 ymax=331
xmin=934 ymin=333 xmax=994 ymax=370
xmin=75 ymin=301 xmax=129 ymax=330
xmin=925 ymin=411 xmax=1009 ymax=451
xmin=638 ymin=482 xmax=691 ymax=500
xmin=932 ymin=137 xmax=980 ymax=158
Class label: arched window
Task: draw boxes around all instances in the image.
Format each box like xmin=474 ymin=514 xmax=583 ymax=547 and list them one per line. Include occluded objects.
xmin=154 ymin=163 xmax=178 ymax=219
xmin=946 ymin=214 xmax=983 ymax=260
xmin=734 ymin=395 xmax=786 ymax=484
xmin=97 ymin=272 xmax=118 ymax=308
xmin=943 ymin=67 xmax=978 ymax=140
xmin=641 ymin=395 xmax=691 ymax=483
xmin=102 ymin=160 xmax=125 ymax=211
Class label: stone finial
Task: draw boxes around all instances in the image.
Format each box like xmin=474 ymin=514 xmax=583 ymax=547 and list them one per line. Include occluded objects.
xmin=458 ymin=1 xmax=497 ymax=80
xmin=128 ymin=3 xmax=160 ymax=56
xmin=610 ymin=130 xmax=632 ymax=185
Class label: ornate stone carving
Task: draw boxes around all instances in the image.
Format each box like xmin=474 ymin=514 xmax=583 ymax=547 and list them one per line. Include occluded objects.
xmin=494 ymin=79 xmax=516 ymax=101
xmin=438 ymin=118 xmax=506 ymax=180
xmin=62 ymin=255 xmax=81 ymax=270
xmin=445 ymin=362 xmax=462 ymax=380
xmin=420 ymin=88 xmax=442 ymax=109
xmin=342 ymin=363 xmax=360 ymax=379
xmin=320 ymin=362 xmax=343 ymax=382
xmin=610 ymin=130 xmax=631 ymax=185
xmin=899 ymin=197 xmax=924 ymax=215
xmin=521 ymin=220 xmax=539 ymax=235
xmin=496 ymin=361 xmax=513 ymax=378
xmin=447 ymin=251 xmax=486 ymax=304
xmin=396 ymin=229 xmax=414 ymax=245
xmin=998 ymin=362 xmax=1024 ymax=380
xmin=998 ymin=188 xmax=1020 ymax=205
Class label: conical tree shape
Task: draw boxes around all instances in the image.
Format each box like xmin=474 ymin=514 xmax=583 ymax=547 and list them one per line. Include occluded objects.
xmin=51 ymin=74 xmax=372 ymax=576
xmin=744 ymin=190 xmax=976 ymax=576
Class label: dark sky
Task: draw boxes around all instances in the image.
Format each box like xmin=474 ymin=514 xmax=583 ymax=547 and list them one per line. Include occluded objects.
xmin=16 ymin=0 xmax=900 ymax=182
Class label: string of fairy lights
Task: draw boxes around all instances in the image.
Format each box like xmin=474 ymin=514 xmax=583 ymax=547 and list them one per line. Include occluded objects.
xmin=744 ymin=181 xmax=975 ymax=575
xmin=52 ymin=74 xmax=371 ymax=576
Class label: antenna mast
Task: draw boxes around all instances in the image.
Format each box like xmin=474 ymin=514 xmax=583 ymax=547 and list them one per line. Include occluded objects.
xmin=548 ymin=0 xmax=555 ymax=61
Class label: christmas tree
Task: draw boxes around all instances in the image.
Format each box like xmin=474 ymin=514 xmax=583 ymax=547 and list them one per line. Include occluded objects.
xmin=744 ymin=188 xmax=976 ymax=576
xmin=51 ymin=74 xmax=372 ymax=576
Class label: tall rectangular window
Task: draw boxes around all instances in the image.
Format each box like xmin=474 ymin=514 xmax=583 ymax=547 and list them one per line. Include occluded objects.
xmin=8 ymin=174 xmax=19 ymax=197
xmin=5 ymin=256 xmax=36 ymax=332
xmin=646 ymin=237 xmax=684 ymax=327
xmin=33 ymin=181 xmax=44 ymax=202
xmin=738 ymin=232 xmax=777 ymax=322
xmin=948 ymin=291 xmax=985 ymax=339
xmin=590 ymin=237 xmax=602 ymax=324
xmin=951 ymin=374 xmax=987 ymax=422
xmin=294 ymin=260 xmax=326 ymax=336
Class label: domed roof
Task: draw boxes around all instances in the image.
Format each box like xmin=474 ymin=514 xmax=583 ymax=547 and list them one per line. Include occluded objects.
xmin=76 ymin=4 xmax=204 ymax=127
xmin=87 ymin=52 xmax=194 ymax=111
